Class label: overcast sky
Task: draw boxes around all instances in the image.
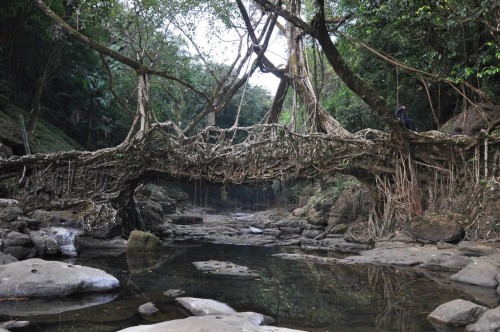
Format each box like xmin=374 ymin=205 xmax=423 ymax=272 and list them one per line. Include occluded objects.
xmin=190 ymin=16 xmax=287 ymax=95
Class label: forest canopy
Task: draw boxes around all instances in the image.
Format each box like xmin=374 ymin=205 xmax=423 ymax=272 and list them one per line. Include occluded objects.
xmin=0 ymin=0 xmax=498 ymax=148
xmin=0 ymin=0 xmax=498 ymax=239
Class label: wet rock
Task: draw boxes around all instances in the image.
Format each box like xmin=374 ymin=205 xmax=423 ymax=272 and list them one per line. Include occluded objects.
xmin=27 ymin=209 xmax=82 ymax=228
xmin=127 ymin=230 xmax=162 ymax=254
xmin=273 ymin=253 xmax=339 ymax=265
xmin=193 ymin=260 xmax=259 ymax=278
xmin=163 ymin=289 xmax=185 ymax=297
xmin=421 ymin=254 xmax=473 ymax=272
xmin=0 ymin=258 xmax=120 ymax=297
xmin=137 ymin=200 xmax=165 ymax=229
xmin=278 ymin=226 xmax=302 ymax=234
xmin=330 ymin=238 xmax=373 ymax=252
xmin=449 ymin=282 xmax=500 ymax=309
xmin=43 ymin=227 xmax=81 ymax=257
xmin=263 ymin=228 xmax=282 ymax=237
xmin=28 ymin=230 xmax=59 ymax=256
xmin=138 ymin=302 xmax=159 ymax=316
xmin=344 ymin=243 xmax=438 ymax=266
xmin=465 ymin=306 xmax=500 ymax=332
xmin=0 ymin=204 xmax=21 ymax=223
xmin=302 ymin=229 xmax=322 ymax=239
xmin=117 ymin=313 xmax=306 ymax=332
xmin=136 ymin=184 xmax=178 ymax=215
xmin=275 ymin=239 xmax=301 ymax=246
xmin=176 ymin=297 xmax=237 ymax=316
xmin=303 ymin=237 xmax=373 ymax=253
xmin=437 ymin=241 xmax=456 ymax=249
xmin=450 ymin=261 xmax=499 ymax=288
xmin=306 ymin=207 xmax=327 ymax=226
xmin=331 ymin=223 xmax=348 ymax=234
xmin=428 ymin=299 xmax=487 ymax=326
xmin=389 ymin=232 xmax=416 ymax=243
xmin=0 ymin=229 xmax=35 ymax=260
xmin=458 ymin=241 xmax=497 ymax=256
xmin=408 ymin=213 xmax=463 ymax=243
xmin=328 ymin=185 xmax=371 ymax=227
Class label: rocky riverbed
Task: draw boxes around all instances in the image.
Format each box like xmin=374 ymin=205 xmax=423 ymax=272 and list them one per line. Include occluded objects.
xmin=0 ymin=178 xmax=499 ymax=331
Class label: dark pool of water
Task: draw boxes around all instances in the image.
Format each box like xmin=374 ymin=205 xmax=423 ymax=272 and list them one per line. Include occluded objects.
xmin=0 ymin=242 xmax=487 ymax=331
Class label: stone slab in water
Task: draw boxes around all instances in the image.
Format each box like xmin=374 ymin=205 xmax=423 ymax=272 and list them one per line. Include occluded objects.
xmin=193 ymin=260 xmax=259 ymax=278
xmin=116 ymin=313 xmax=306 ymax=332
xmin=450 ymin=261 xmax=499 ymax=288
xmin=0 ymin=258 xmax=120 ymax=297
xmin=176 ymin=297 xmax=236 ymax=316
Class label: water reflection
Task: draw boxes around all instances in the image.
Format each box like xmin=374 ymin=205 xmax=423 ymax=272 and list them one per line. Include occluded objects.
xmin=0 ymin=293 xmax=118 ymax=316
xmin=0 ymin=242 xmax=482 ymax=331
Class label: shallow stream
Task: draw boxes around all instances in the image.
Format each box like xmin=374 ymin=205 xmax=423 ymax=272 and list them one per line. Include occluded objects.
xmin=0 ymin=242 xmax=488 ymax=331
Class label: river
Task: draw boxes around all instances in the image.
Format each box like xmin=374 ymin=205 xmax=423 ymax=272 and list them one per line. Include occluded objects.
xmin=0 ymin=242 xmax=474 ymax=331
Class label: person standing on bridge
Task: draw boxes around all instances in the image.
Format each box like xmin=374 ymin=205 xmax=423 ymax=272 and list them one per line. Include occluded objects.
xmin=395 ymin=105 xmax=416 ymax=131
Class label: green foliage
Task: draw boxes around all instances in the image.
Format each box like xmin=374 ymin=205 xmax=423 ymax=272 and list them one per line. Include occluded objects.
xmin=30 ymin=120 xmax=84 ymax=153
xmin=316 ymin=0 xmax=500 ymax=129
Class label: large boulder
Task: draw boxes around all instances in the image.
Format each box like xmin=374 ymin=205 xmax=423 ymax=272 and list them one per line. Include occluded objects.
xmin=0 ymin=258 xmax=120 ymax=297
xmin=407 ymin=213 xmax=463 ymax=243
xmin=427 ymin=299 xmax=487 ymax=326
xmin=442 ymin=103 xmax=500 ymax=136
xmin=127 ymin=230 xmax=162 ymax=254
xmin=330 ymin=185 xmax=371 ymax=226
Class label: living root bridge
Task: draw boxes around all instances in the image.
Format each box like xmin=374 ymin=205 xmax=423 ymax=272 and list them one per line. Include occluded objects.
xmin=0 ymin=123 xmax=498 ymax=238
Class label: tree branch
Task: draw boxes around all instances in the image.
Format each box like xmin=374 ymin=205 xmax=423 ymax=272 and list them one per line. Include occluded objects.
xmin=31 ymin=0 xmax=214 ymax=108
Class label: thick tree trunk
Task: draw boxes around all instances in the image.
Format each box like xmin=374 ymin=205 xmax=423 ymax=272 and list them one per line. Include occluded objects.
xmin=311 ymin=0 xmax=394 ymax=127
xmin=284 ymin=0 xmax=350 ymax=136
xmin=267 ymin=77 xmax=289 ymax=124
